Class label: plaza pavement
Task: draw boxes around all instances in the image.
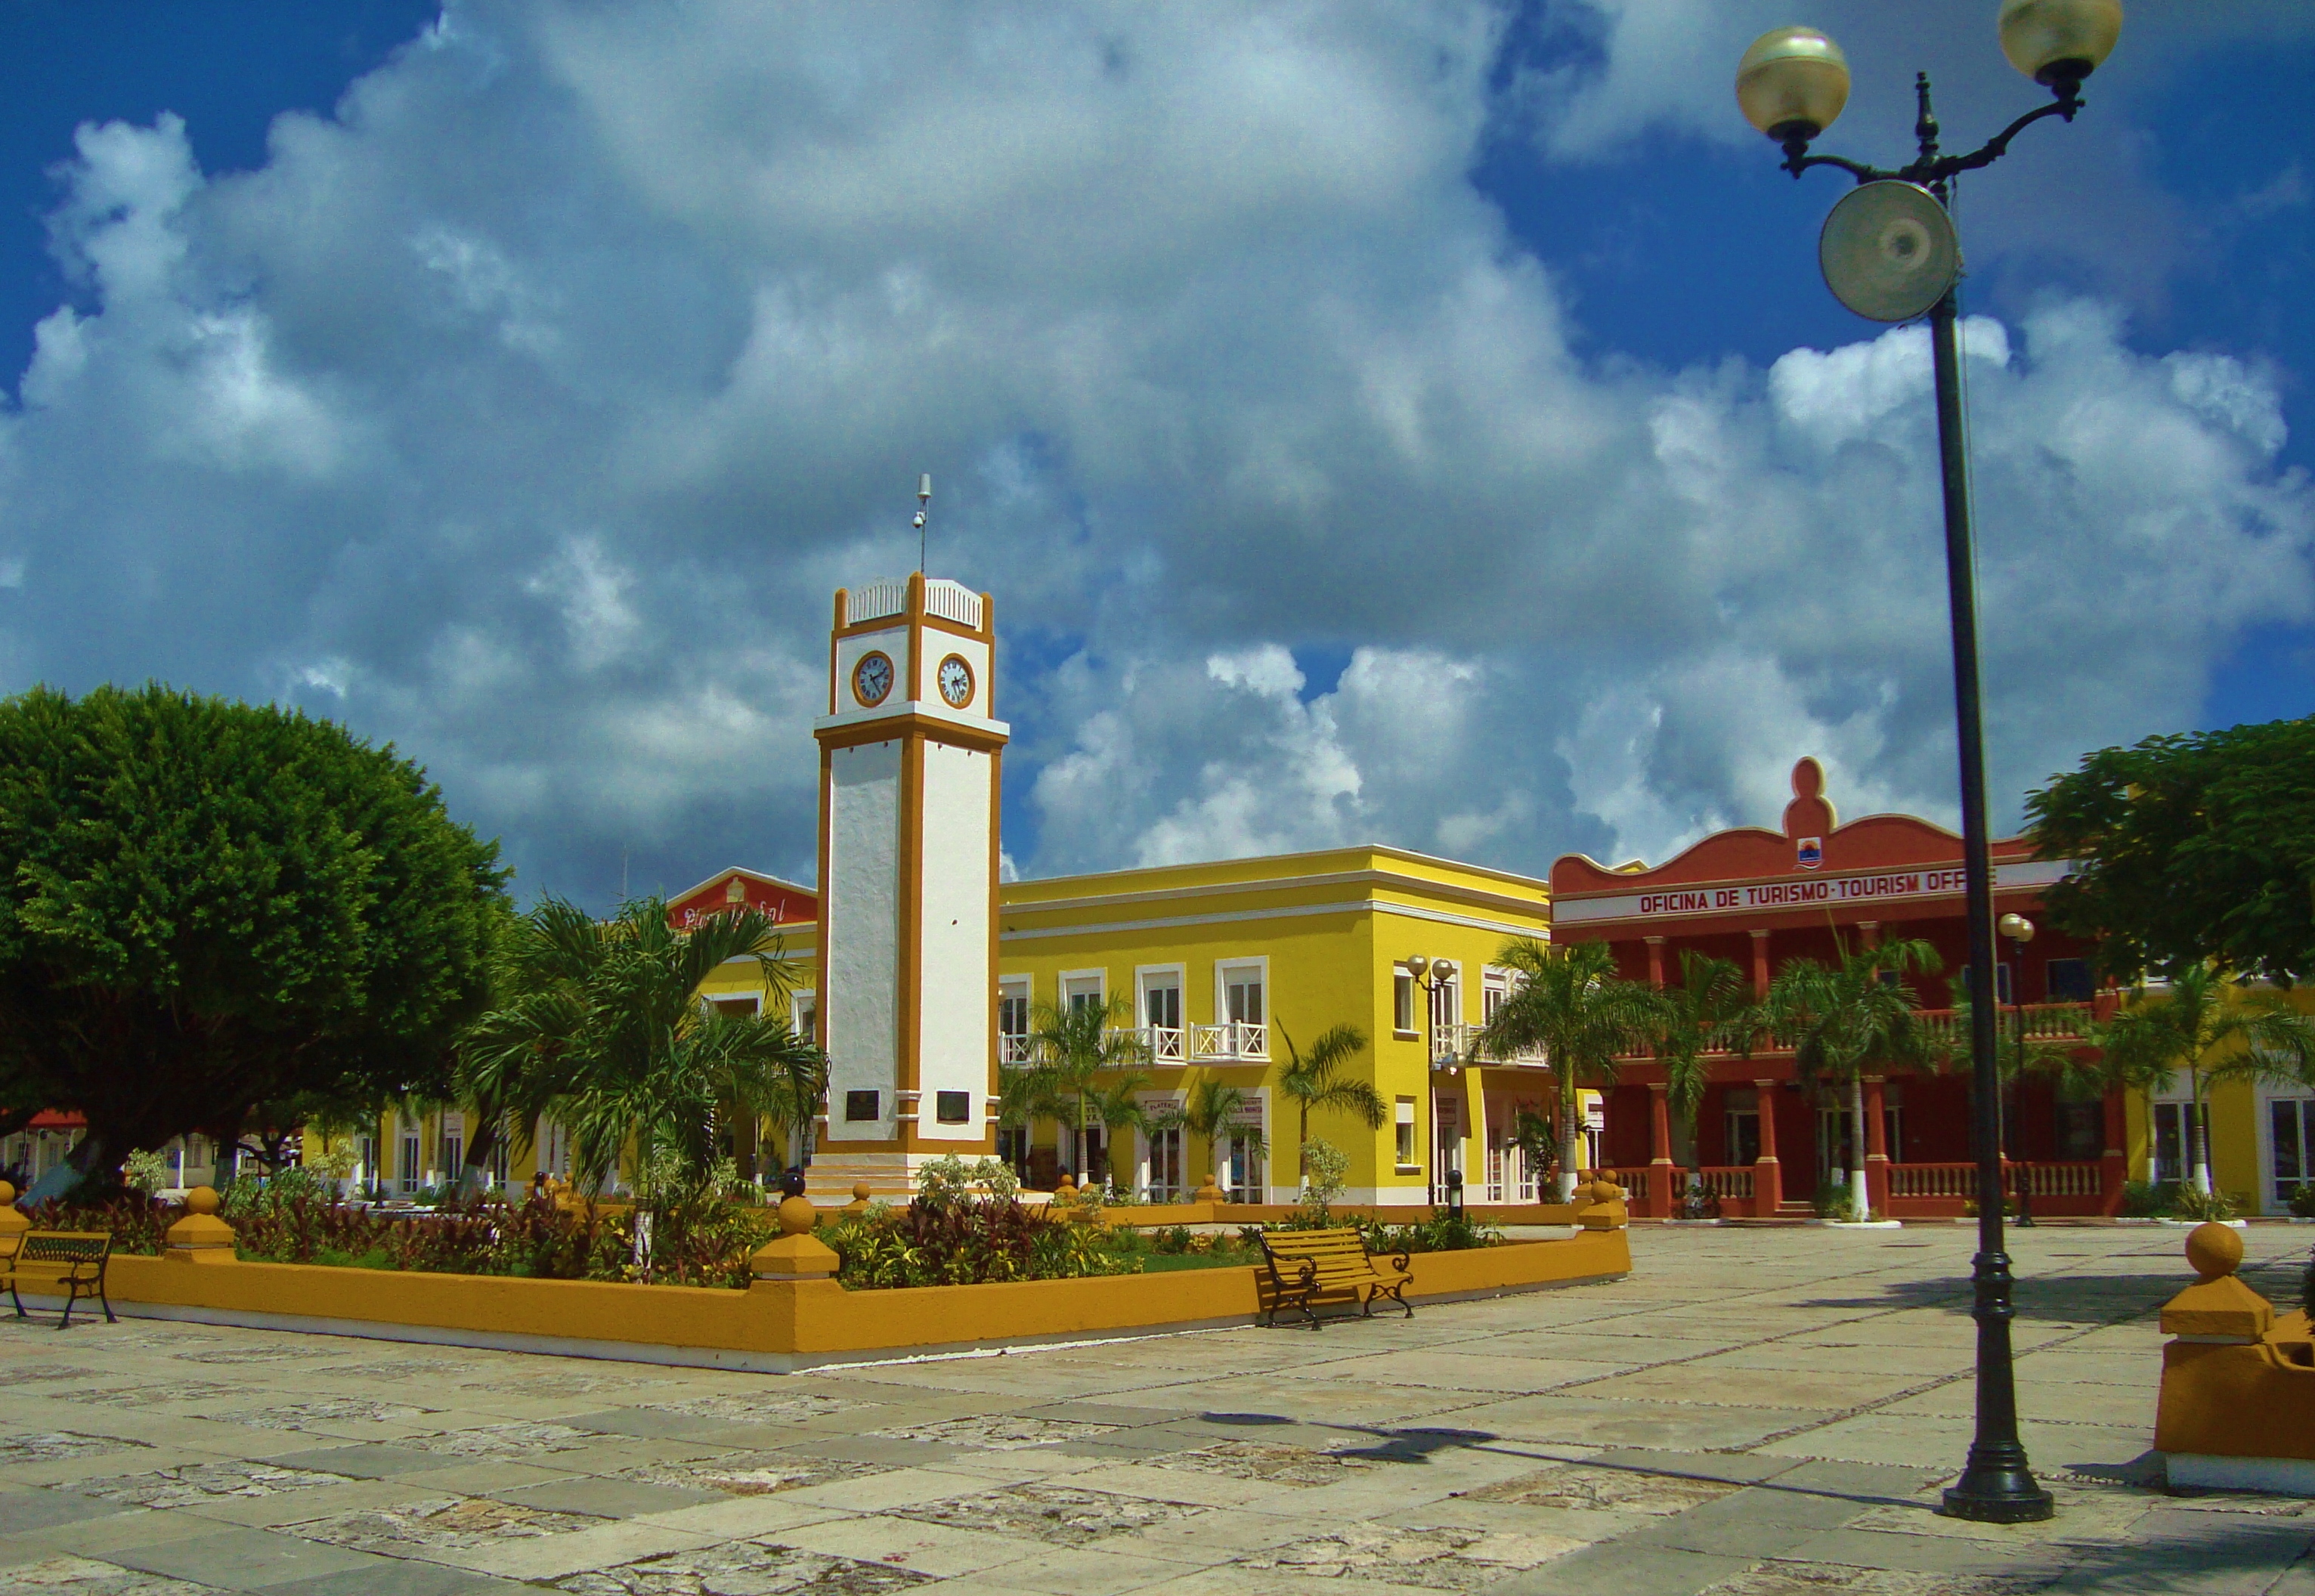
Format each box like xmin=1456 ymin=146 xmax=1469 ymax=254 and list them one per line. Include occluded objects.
xmin=2 ymin=1223 xmax=2311 ymax=1596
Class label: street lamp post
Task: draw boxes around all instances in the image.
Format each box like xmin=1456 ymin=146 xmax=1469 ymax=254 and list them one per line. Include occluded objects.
xmin=1403 ymin=956 xmax=1457 ymax=1208
xmin=2001 ymin=912 xmax=2038 ymax=1227
xmin=1735 ymin=0 xmax=2122 ymax=1527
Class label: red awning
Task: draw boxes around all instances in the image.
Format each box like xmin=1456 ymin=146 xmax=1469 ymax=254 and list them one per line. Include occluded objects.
xmin=26 ymin=1110 xmax=86 ymax=1130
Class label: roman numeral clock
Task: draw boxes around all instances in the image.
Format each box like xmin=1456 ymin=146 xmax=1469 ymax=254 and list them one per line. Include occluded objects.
xmin=811 ymin=573 xmax=1007 ymax=1195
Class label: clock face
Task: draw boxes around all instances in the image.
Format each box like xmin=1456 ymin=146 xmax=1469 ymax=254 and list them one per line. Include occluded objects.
xmin=937 ymin=654 xmax=974 ymax=709
xmin=852 ymin=651 xmax=894 ymax=707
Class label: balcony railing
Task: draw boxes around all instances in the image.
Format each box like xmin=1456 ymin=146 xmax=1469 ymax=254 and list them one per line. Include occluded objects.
xmin=1193 ymin=1020 xmax=1268 ymax=1062
xmin=1137 ymin=1025 xmax=1187 ymax=1062
xmin=1431 ymin=1021 xmax=1547 ymax=1068
xmin=1613 ymin=1001 xmax=2095 ymax=1062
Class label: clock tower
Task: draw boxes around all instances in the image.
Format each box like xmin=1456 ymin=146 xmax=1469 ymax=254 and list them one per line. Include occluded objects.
xmin=812 ymin=572 xmax=1007 ymax=1195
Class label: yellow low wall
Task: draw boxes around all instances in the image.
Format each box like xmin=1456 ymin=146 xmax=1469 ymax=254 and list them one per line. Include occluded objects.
xmin=73 ymin=1231 xmax=1630 ymax=1372
xmin=1093 ymin=1202 xmax=1583 ymax=1227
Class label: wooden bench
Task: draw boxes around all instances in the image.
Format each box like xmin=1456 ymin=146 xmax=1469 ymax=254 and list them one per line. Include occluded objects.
xmin=1256 ymin=1226 xmax=1412 ymax=1328
xmin=3 ymin=1230 xmax=115 ymax=1328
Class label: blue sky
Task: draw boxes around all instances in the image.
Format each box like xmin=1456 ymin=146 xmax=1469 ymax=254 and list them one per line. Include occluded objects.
xmin=0 ymin=2 xmax=2307 ymax=907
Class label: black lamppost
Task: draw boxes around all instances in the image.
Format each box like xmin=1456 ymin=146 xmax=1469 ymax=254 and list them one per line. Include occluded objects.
xmin=1404 ymin=955 xmax=1457 ymax=1208
xmin=1734 ymin=0 xmax=2123 ymax=1527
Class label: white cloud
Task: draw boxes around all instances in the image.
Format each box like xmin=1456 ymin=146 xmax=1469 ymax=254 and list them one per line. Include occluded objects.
xmin=0 ymin=2 xmax=2304 ymax=905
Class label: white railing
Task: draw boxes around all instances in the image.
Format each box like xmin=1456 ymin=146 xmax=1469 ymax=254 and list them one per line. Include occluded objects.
xmin=999 ymin=1033 xmax=1035 ymax=1066
xmin=1193 ymin=1021 xmax=1269 ymax=1062
xmin=924 ymin=580 xmax=983 ymax=629
xmin=1431 ymin=1022 xmax=1545 ymax=1067
xmin=1137 ymin=1025 xmax=1187 ymax=1062
xmin=850 ymin=580 xmax=908 ymax=622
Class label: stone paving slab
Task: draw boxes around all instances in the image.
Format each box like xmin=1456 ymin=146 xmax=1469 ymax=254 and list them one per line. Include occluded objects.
xmin=5 ymin=1224 xmax=2312 ymax=1593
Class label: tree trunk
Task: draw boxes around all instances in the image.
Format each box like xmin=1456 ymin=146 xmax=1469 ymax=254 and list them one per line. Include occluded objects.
xmin=1556 ymin=1088 xmax=1580 ymax=1202
xmin=458 ymin=1118 xmax=502 ymax=1196
xmin=2187 ymin=1069 xmax=2212 ymax=1196
xmin=1847 ymin=1075 xmax=1868 ymax=1220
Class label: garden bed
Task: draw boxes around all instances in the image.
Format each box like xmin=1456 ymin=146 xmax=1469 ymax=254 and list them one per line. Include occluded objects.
xmin=24 ymin=1229 xmax=1632 ymax=1372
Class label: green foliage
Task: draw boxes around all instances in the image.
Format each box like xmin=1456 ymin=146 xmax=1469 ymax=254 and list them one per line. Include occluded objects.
xmin=0 ymin=683 xmax=509 ymax=1194
xmin=2168 ymin=1185 xmax=2239 ymax=1223
xmin=1507 ymin=1108 xmax=1558 ymax=1189
xmin=456 ymin=896 xmax=825 ymax=1195
xmin=1651 ymin=951 xmax=1759 ymax=1130
xmin=915 ymin=1153 xmax=1020 ymax=1206
xmin=1351 ymin=1213 xmax=1502 ymax=1254
xmin=2026 ymin=715 xmax=2315 ymax=983
xmin=1276 ymin=1022 xmax=1380 ymax=1177
xmin=1182 ymin=1078 xmax=1267 ymax=1188
xmin=1298 ymin=1137 xmax=1350 ymax=1211
xmin=120 ymin=1149 xmax=169 ymax=1194
xmin=2118 ymin=1180 xmax=2174 ymax=1218
xmin=2289 ymin=1183 xmax=2315 ymax=1220
xmin=1477 ymin=939 xmax=1661 ymax=1196
xmin=818 ymin=1192 xmax=1139 ymax=1288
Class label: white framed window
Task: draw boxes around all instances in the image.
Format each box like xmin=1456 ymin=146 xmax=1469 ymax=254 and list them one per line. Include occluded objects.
xmin=1394 ymin=968 xmax=1416 ymax=1036
xmin=791 ymin=990 xmax=817 ymax=1044
xmin=2263 ymin=1090 xmax=2314 ymax=1211
xmin=1137 ymin=965 xmax=1185 ymax=1062
xmin=1483 ymin=967 xmax=1513 ymax=1025
xmin=1061 ymin=968 xmax=1106 ymax=1015
xmin=1223 ymin=1090 xmax=1268 ymax=1204
xmin=1395 ymin=1097 xmax=1417 ymax=1169
xmin=1429 ymin=963 xmax=1461 ymax=1031
xmin=998 ymin=976 xmax=1031 ymax=1064
xmin=708 ymin=993 xmax=762 ymax=1018
xmin=1218 ymin=958 xmax=1266 ymax=1025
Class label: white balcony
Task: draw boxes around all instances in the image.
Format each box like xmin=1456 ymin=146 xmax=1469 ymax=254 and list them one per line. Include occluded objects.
xmin=1192 ymin=1020 xmax=1269 ymax=1062
xmin=1432 ymin=1022 xmax=1546 ymax=1068
xmin=1137 ymin=1025 xmax=1188 ymax=1063
xmin=999 ymin=1033 xmax=1035 ymax=1067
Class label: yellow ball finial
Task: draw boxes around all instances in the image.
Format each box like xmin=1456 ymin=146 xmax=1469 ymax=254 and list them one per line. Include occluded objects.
xmin=2184 ymin=1220 xmax=2241 ymax=1282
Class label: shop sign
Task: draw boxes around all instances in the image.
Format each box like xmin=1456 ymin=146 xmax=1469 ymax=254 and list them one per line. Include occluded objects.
xmin=1554 ymin=858 xmax=2072 ymax=926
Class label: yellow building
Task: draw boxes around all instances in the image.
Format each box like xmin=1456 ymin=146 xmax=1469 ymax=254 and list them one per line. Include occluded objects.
xmin=691 ymin=844 xmax=1553 ymax=1208
xmin=2121 ymin=981 xmax=2315 ymax=1218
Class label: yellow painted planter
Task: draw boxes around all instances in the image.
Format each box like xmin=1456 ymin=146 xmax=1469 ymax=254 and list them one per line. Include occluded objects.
xmin=63 ymin=1229 xmax=1629 ymax=1372
xmin=2154 ymin=1223 xmax=2315 ymax=1492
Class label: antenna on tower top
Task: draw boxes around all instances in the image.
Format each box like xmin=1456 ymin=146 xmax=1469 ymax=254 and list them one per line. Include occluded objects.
xmin=913 ymin=473 xmax=932 ymax=575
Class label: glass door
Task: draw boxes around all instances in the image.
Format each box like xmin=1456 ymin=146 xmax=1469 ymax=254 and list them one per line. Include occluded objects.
xmin=2270 ymin=1097 xmax=2313 ymax=1209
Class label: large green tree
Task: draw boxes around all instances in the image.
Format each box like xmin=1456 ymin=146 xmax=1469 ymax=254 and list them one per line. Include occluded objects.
xmin=1766 ymin=939 xmax=1940 ymax=1220
xmin=1276 ymin=1021 xmax=1383 ymax=1175
xmin=0 ymin=685 xmax=511 ymax=1199
xmin=2026 ymin=716 xmax=2315 ymax=983
xmin=455 ymin=896 xmax=825 ymax=1197
xmin=1475 ymin=939 xmax=1660 ymax=1201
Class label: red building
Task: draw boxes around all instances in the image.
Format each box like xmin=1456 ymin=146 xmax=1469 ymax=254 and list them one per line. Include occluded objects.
xmin=664 ymin=867 xmax=818 ymax=933
xmin=1549 ymin=757 xmax=2123 ymax=1220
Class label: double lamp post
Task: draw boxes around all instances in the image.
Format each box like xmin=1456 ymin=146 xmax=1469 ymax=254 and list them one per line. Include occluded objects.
xmin=1732 ymin=0 xmax=2123 ymax=1525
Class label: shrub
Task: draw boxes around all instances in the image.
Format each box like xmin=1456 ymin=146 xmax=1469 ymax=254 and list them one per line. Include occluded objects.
xmin=1352 ymin=1214 xmax=1502 ymax=1254
xmin=2169 ymin=1186 xmax=2239 ymax=1223
xmin=1153 ymin=1225 xmax=1196 ymax=1255
xmin=2289 ymin=1183 xmax=2315 ymax=1220
xmin=819 ymin=1192 xmax=1139 ymax=1290
xmin=121 ymin=1150 xmax=171 ymax=1194
xmin=2118 ymin=1180 xmax=2175 ymax=1218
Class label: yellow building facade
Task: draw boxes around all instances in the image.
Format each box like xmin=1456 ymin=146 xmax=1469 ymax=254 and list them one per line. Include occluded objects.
xmin=2120 ymin=982 xmax=2315 ymax=1218
xmin=694 ymin=843 xmax=1554 ymax=1207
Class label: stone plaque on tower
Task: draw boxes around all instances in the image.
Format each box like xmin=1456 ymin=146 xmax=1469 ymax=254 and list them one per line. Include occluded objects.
xmin=812 ymin=572 xmax=1007 ymax=1195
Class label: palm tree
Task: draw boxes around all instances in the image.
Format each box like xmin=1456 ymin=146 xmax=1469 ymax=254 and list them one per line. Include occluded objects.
xmin=1650 ymin=951 xmax=1759 ymax=1196
xmin=1276 ymin=1022 xmax=1383 ymax=1177
xmin=2096 ymin=960 xmax=2315 ymax=1196
xmin=1026 ymin=993 xmax=1151 ymax=1181
xmin=1475 ymin=939 xmax=1660 ymax=1201
xmin=1182 ymin=1077 xmax=1268 ymax=1198
xmin=455 ymin=896 xmax=826 ymax=1197
xmin=1088 ymin=1075 xmax=1157 ymax=1193
xmin=1766 ymin=938 xmax=1940 ymax=1220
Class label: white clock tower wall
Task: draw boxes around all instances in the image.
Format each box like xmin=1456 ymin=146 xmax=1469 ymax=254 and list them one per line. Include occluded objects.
xmin=916 ymin=739 xmax=995 ymax=1140
xmin=823 ymin=739 xmax=901 ymax=1142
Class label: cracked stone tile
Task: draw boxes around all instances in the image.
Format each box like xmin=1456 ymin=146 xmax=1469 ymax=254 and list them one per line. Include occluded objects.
xmin=223 ymin=1397 xmax=438 ymax=1429
xmin=1147 ymin=1439 xmax=1378 ymax=1487
xmin=1467 ymin=1463 xmax=1744 ymax=1514
xmin=68 ymin=1459 xmax=357 ymax=1507
xmin=1237 ymin=1522 xmax=1583 ymax=1589
xmin=0 ymin=1434 xmax=152 ymax=1465
xmin=866 ymin=1415 xmax=1116 ymax=1451
xmin=1701 ymin=1567 xmax=2042 ymax=1595
xmin=69 ymin=1384 xmax=246 ymax=1409
xmin=295 ymin=1493 xmax=611 ymax=1554
xmin=617 ymin=1452 xmax=896 ymax=1497
xmin=893 ymin=1481 xmax=1207 ymax=1545
xmin=407 ymin=1421 xmax=601 ymax=1458
xmin=554 ymin=1540 xmax=935 ymax=1594
xmin=642 ymin=1394 xmax=868 ymax=1425
xmin=3 ymin=1554 xmax=217 ymax=1594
